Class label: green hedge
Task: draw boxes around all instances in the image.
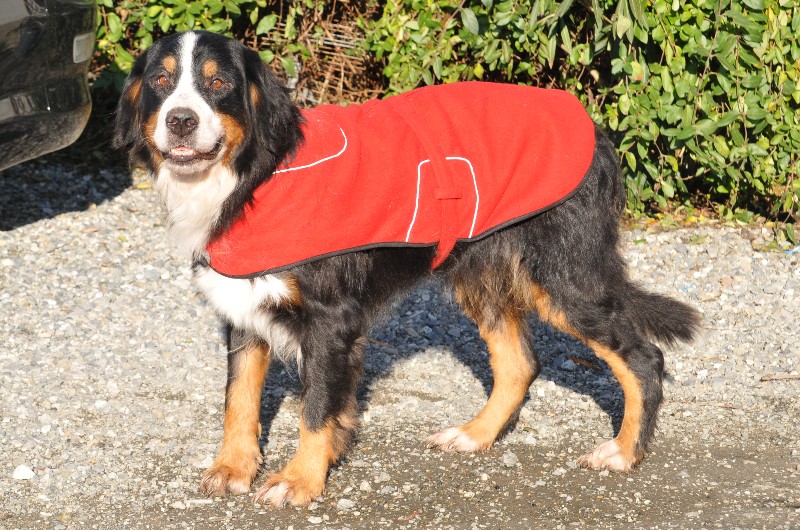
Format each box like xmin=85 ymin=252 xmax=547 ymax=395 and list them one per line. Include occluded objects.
xmin=93 ymin=0 xmax=800 ymax=226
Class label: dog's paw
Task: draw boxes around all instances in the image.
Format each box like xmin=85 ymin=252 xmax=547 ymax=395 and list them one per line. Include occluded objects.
xmin=576 ymin=439 xmax=638 ymax=472
xmin=426 ymin=426 xmax=490 ymax=453
xmin=200 ymin=461 xmax=258 ymax=496
xmin=253 ymin=471 xmax=324 ymax=508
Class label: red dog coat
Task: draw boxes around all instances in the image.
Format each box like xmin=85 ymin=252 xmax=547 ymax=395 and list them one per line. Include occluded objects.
xmin=206 ymin=82 xmax=596 ymax=278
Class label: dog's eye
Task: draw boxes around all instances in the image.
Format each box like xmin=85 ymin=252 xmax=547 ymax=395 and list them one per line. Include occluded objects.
xmin=209 ymin=78 xmax=226 ymax=90
xmin=156 ymin=74 xmax=171 ymax=87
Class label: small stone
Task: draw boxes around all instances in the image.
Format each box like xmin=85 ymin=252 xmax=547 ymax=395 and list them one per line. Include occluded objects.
xmin=308 ymin=516 xmax=323 ymax=524
xmin=502 ymin=450 xmax=519 ymax=467
xmin=185 ymin=498 xmax=213 ymax=507
xmin=375 ymin=471 xmax=390 ymax=483
xmin=359 ymin=480 xmax=372 ymax=492
xmin=336 ymin=498 xmax=355 ymax=511
xmin=13 ymin=465 xmax=35 ymax=480
xmin=171 ymin=501 xmax=186 ymax=510
xmin=560 ymin=359 xmax=577 ymax=372
xmin=446 ymin=326 xmax=462 ymax=338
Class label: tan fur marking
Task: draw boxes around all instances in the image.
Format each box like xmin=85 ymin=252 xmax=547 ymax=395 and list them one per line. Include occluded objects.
xmin=128 ymin=79 xmax=142 ymax=104
xmin=528 ymin=280 xmax=645 ymax=465
xmin=257 ymin=414 xmax=353 ymax=506
xmin=203 ymin=59 xmax=218 ymax=78
xmin=162 ymin=55 xmax=176 ymax=74
xmin=143 ymin=112 xmax=164 ymax=165
xmin=254 ymin=398 xmax=357 ymax=506
xmin=529 ymin=282 xmax=577 ymax=335
xmin=219 ymin=114 xmax=245 ymax=166
xmin=460 ymin=317 xmax=535 ymax=448
xmin=281 ymin=275 xmax=304 ymax=308
xmin=201 ymin=343 xmax=270 ymax=495
xmin=250 ymin=84 xmax=260 ymax=107
xmin=587 ymin=339 xmax=645 ymax=461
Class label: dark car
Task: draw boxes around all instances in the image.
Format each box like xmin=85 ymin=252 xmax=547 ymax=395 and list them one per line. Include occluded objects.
xmin=0 ymin=0 xmax=96 ymax=171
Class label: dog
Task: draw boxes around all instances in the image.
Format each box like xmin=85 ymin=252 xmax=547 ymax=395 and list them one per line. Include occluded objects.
xmin=113 ymin=31 xmax=699 ymax=508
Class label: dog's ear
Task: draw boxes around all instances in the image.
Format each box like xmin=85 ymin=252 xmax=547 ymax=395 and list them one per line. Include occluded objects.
xmin=242 ymin=47 xmax=303 ymax=167
xmin=113 ymin=52 xmax=148 ymax=150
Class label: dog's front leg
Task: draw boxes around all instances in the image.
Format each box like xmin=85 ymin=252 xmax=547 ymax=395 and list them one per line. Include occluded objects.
xmin=200 ymin=327 xmax=270 ymax=495
xmin=254 ymin=301 xmax=364 ymax=507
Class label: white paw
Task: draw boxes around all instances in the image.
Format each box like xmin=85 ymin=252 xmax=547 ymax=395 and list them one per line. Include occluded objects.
xmin=576 ymin=439 xmax=634 ymax=472
xmin=199 ymin=464 xmax=254 ymax=496
xmin=426 ymin=427 xmax=484 ymax=452
xmin=254 ymin=481 xmax=290 ymax=508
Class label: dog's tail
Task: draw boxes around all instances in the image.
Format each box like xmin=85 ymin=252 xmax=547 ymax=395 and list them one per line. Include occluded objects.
xmin=624 ymin=286 xmax=701 ymax=347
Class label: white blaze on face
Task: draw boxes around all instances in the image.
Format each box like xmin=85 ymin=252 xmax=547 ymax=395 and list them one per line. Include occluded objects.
xmin=153 ymin=32 xmax=223 ymax=154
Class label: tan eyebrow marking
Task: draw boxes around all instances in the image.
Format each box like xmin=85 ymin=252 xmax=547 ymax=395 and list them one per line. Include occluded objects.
xmin=203 ymin=59 xmax=219 ymax=78
xmin=162 ymin=55 xmax=176 ymax=74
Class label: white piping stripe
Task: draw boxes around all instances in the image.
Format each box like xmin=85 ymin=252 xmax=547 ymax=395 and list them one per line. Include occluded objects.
xmin=445 ymin=156 xmax=480 ymax=238
xmin=273 ymin=126 xmax=348 ymax=174
xmin=405 ymin=159 xmax=429 ymax=242
xmin=405 ymin=157 xmax=480 ymax=243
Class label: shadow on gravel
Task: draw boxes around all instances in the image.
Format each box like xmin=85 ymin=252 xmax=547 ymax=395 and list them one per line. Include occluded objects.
xmin=0 ymin=161 xmax=131 ymax=231
xmin=253 ymin=285 xmax=625 ymax=452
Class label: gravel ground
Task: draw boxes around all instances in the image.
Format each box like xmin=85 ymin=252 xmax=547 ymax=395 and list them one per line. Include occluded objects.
xmin=1 ymin=164 xmax=798 ymax=529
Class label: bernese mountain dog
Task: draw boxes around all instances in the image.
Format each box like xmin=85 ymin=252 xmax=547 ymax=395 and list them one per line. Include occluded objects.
xmin=113 ymin=31 xmax=699 ymax=508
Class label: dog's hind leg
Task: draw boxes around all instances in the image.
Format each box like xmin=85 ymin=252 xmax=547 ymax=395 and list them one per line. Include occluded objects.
xmin=254 ymin=299 xmax=364 ymax=507
xmin=527 ymin=281 xmax=665 ymax=472
xmin=427 ymin=268 xmax=540 ymax=452
xmin=201 ymin=327 xmax=270 ymax=495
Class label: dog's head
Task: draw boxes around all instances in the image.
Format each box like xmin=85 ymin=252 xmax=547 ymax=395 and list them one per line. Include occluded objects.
xmin=113 ymin=31 xmax=303 ymax=245
xmin=113 ymin=30 xmax=302 ymax=180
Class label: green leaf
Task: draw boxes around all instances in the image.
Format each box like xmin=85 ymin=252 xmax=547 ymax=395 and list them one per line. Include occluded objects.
xmin=619 ymin=93 xmax=631 ymax=115
xmin=256 ymin=14 xmax=278 ymax=35
xmin=696 ymin=119 xmax=718 ymax=136
xmin=461 ymin=8 xmax=479 ymax=35
xmin=433 ymin=56 xmax=442 ymax=78
xmin=629 ymin=0 xmax=648 ymax=29
xmin=556 ymin=0 xmax=575 ymax=19
xmin=258 ymin=49 xmax=274 ymax=63
xmin=662 ymin=179 xmax=675 ymax=198
xmin=280 ymin=56 xmax=296 ymax=77
xmin=616 ymin=14 xmax=632 ymax=39
xmin=159 ymin=13 xmax=172 ymax=34
xmin=625 ymin=151 xmax=637 ymax=171
xmin=630 ymin=60 xmax=644 ymax=81
xmin=725 ymin=8 xmax=762 ymax=35
xmin=713 ymin=136 xmax=731 ymax=158
xmin=145 ymin=5 xmax=162 ymax=18
xmin=742 ymin=0 xmax=764 ymax=10
xmin=746 ymin=143 xmax=768 ymax=156
xmin=422 ymin=69 xmax=433 ymax=85
xmin=107 ymin=12 xmax=122 ymax=42
xmin=786 ymin=224 xmax=796 ymax=245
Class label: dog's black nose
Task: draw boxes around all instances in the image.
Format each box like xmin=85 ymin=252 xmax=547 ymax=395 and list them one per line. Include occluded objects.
xmin=166 ymin=107 xmax=199 ymax=137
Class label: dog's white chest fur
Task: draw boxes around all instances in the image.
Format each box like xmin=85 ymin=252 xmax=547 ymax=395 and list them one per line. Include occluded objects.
xmin=194 ymin=267 xmax=300 ymax=359
xmin=154 ymin=162 xmax=299 ymax=359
